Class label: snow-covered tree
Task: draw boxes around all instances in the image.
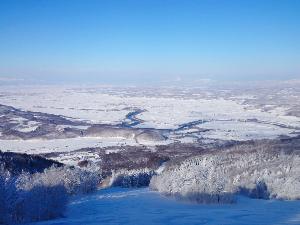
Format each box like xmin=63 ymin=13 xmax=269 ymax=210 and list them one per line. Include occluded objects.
xmin=0 ymin=164 xmax=101 ymax=224
xmin=150 ymin=145 xmax=300 ymax=203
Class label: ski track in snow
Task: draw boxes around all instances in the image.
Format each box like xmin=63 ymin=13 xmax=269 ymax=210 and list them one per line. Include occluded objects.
xmin=29 ymin=188 xmax=300 ymax=225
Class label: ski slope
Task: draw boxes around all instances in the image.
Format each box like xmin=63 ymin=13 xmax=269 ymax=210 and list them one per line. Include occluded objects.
xmin=30 ymin=188 xmax=300 ymax=225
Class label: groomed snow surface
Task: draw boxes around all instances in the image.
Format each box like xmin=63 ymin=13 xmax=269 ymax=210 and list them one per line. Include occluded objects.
xmin=30 ymin=188 xmax=300 ymax=225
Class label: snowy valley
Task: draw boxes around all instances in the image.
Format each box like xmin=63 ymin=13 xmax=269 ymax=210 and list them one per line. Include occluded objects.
xmin=0 ymin=82 xmax=300 ymax=224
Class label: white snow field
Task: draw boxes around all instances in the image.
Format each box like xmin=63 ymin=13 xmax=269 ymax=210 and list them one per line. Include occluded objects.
xmin=0 ymin=85 xmax=299 ymax=155
xmin=29 ymin=188 xmax=300 ymax=225
xmin=0 ymin=137 xmax=138 ymax=154
xmin=0 ymin=86 xmax=298 ymax=130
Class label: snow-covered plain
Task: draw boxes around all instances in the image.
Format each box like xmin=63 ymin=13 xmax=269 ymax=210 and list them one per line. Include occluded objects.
xmin=0 ymin=86 xmax=298 ymax=130
xmin=0 ymin=137 xmax=137 ymax=154
xmin=0 ymin=85 xmax=299 ymax=155
xmin=29 ymin=188 xmax=300 ymax=225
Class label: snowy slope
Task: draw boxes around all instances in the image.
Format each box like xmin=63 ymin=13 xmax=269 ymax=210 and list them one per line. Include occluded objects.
xmin=29 ymin=188 xmax=300 ymax=225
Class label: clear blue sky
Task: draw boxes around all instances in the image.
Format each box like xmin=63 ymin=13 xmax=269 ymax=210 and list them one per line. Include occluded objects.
xmin=0 ymin=0 xmax=299 ymax=84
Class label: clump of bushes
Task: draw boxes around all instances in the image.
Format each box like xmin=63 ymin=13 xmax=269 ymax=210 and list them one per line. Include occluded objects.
xmin=110 ymin=169 xmax=155 ymax=188
xmin=0 ymin=165 xmax=101 ymax=224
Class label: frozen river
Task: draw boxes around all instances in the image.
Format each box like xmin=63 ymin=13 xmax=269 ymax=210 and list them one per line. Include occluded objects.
xmin=30 ymin=188 xmax=300 ymax=225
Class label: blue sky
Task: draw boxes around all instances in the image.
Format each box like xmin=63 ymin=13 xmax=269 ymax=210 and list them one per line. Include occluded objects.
xmin=0 ymin=0 xmax=299 ymax=84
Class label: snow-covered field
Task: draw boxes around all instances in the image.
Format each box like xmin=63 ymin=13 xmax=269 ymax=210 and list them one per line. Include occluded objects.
xmin=0 ymin=85 xmax=299 ymax=155
xmin=30 ymin=188 xmax=300 ymax=225
xmin=0 ymin=137 xmax=137 ymax=154
xmin=1 ymin=86 xmax=299 ymax=130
